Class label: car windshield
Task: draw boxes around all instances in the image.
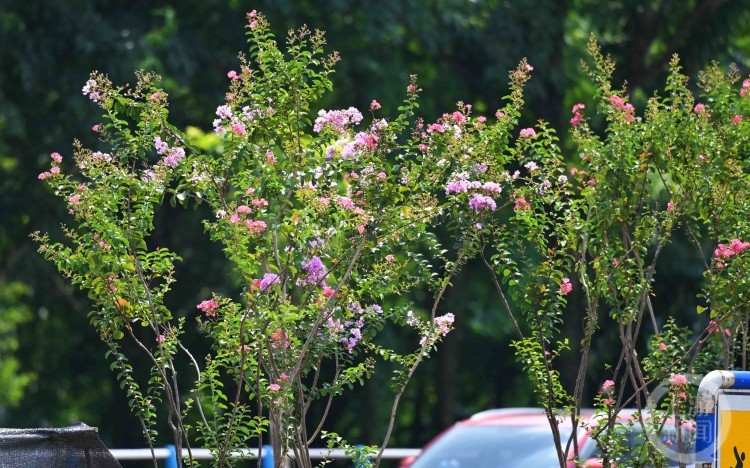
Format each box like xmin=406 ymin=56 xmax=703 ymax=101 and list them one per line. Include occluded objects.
xmin=409 ymin=424 xmax=573 ymax=468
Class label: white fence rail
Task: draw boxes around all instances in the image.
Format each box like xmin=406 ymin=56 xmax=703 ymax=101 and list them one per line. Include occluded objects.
xmin=109 ymin=446 xmax=421 ymax=466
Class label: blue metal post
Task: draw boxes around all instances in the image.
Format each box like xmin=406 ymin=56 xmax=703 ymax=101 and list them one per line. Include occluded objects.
xmin=261 ymin=444 xmax=274 ymax=468
xmin=165 ymin=445 xmax=178 ymax=468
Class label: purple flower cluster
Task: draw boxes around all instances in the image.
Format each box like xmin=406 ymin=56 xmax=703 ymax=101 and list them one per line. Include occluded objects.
xmin=324 ymin=302 xmax=383 ymax=352
xmin=313 ymin=107 xmax=363 ymax=134
xmin=469 ymin=193 xmax=497 ymax=212
xmin=259 ymin=273 xmax=280 ymax=291
xmin=445 ymin=175 xmax=501 ymax=213
xmin=299 ymin=256 xmax=327 ymax=286
xmin=153 ymin=137 xmax=185 ymax=168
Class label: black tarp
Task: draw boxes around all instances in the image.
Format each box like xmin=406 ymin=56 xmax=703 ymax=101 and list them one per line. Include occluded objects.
xmin=0 ymin=423 xmax=122 ymax=467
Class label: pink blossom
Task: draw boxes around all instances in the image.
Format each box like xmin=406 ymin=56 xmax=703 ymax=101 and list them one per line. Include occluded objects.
xmin=236 ymin=205 xmax=252 ymax=214
xmin=370 ymin=100 xmax=381 ymax=110
xmin=669 ymin=374 xmax=688 ymax=387
xmin=514 ymin=197 xmax=531 ymax=211
xmin=246 ymin=220 xmax=267 ymax=233
xmin=50 ymin=166 xmax=60 ymax=174
xmin=733 ymin=115 xmax=742 ymax=124
xmin=68 ymin=195 xmax=80 ymax=205
xmin=658 ymin=342 xmax=667 ymax=351
xmin=519 ymin=128 xmax=536 ymax=138
xmin=667 ymin=201 xmax=675 ymax=211
xmin=92 ymin=124 xmax=101 ymax=132
xmin=51 ymin=152 xmax=63 ymax=163
xmin=385 ymin=254 xmax=395 ymax=262
xmin=434 ymin=313 xmax=455 ymax=336
xmin=570 ymin=103 xmax=585 ymax=127
xmin=156 ymin=334 xmax=166 ymax=343
xmin=270 ymin=328 xmax=289 ymax=348
xmin=715 ymin=239 xmax=750 ymax=259
xmin=227 ymin=70 xmax=239 ymax=80
xmin=268 ymin=383 xmax=281 ymax=392
xmin=602 ymin=380 xmax=615 ymax=390
xmin=232 ymin=123 xmax=247 ymax=135
xmin=525 ymin=63 xmax=534 ymax=71
xmin=265 ymin=151 xmax=276 ymax=164
xmin=609 ymin=95 xmax=635 ymax=121
xmin=197 ymin=299 xmax=219 ymax=316
xmin=559 ymin=278 xmax=573 ymax=295
xmin=693 ymin=103 xmax=706 ymax=114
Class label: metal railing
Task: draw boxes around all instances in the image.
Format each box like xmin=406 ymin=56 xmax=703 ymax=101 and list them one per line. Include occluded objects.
xmin=109 ymin=446 xmax=421 ymax=467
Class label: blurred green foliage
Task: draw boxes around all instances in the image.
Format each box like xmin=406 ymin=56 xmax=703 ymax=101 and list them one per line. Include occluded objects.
xmin=1 ymin=0 xmax=749 ymax=450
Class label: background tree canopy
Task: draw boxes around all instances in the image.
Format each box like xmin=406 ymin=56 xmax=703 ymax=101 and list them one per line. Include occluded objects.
xmin=1 ymin=0 xmax=749 ymax=453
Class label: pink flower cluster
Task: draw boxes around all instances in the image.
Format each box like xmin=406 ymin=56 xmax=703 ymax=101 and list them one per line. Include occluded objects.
xmin=514 ymin=197 xmax=531 ymax=212
xmin=227 ymin=201 xmax=267 ymax=235
xmin=669 ymin=374 xmax=688 ymax=387
xmin=609 ymin=95 xmax=635 ymax=122
xmin=559 ymin=278 xmax=573 ymax=295
xmin=434 ymin=313 xmax=455 ymax=336
xmin=519 ymin=128 xmax=536 ymax=138
xmin=741 ymin=78 xmax=750 ymax=97
xmin=197 ymin=299 xmax=219 ymax=317
xmin=570 ymin=103 xmax=585 ymax=127
xmin=38 ymin=152 xmax=63 ymax=180
xmin=714 ymin=238 xmax=750 ymax=261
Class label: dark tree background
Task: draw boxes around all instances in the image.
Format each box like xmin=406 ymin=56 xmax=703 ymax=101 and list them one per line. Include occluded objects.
xmin=1 ymin=0 xmax=749 ymax=455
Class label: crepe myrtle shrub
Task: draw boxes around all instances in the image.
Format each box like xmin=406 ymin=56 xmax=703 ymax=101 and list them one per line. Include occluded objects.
xmin=456 ymin=36 xmax=750 ymax=467
xmin=27 ymin=11 xmax=539 ymax=468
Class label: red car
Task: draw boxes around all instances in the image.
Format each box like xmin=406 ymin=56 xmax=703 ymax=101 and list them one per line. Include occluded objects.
xmin=398 ymin=407 xmax=693 ymax=468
